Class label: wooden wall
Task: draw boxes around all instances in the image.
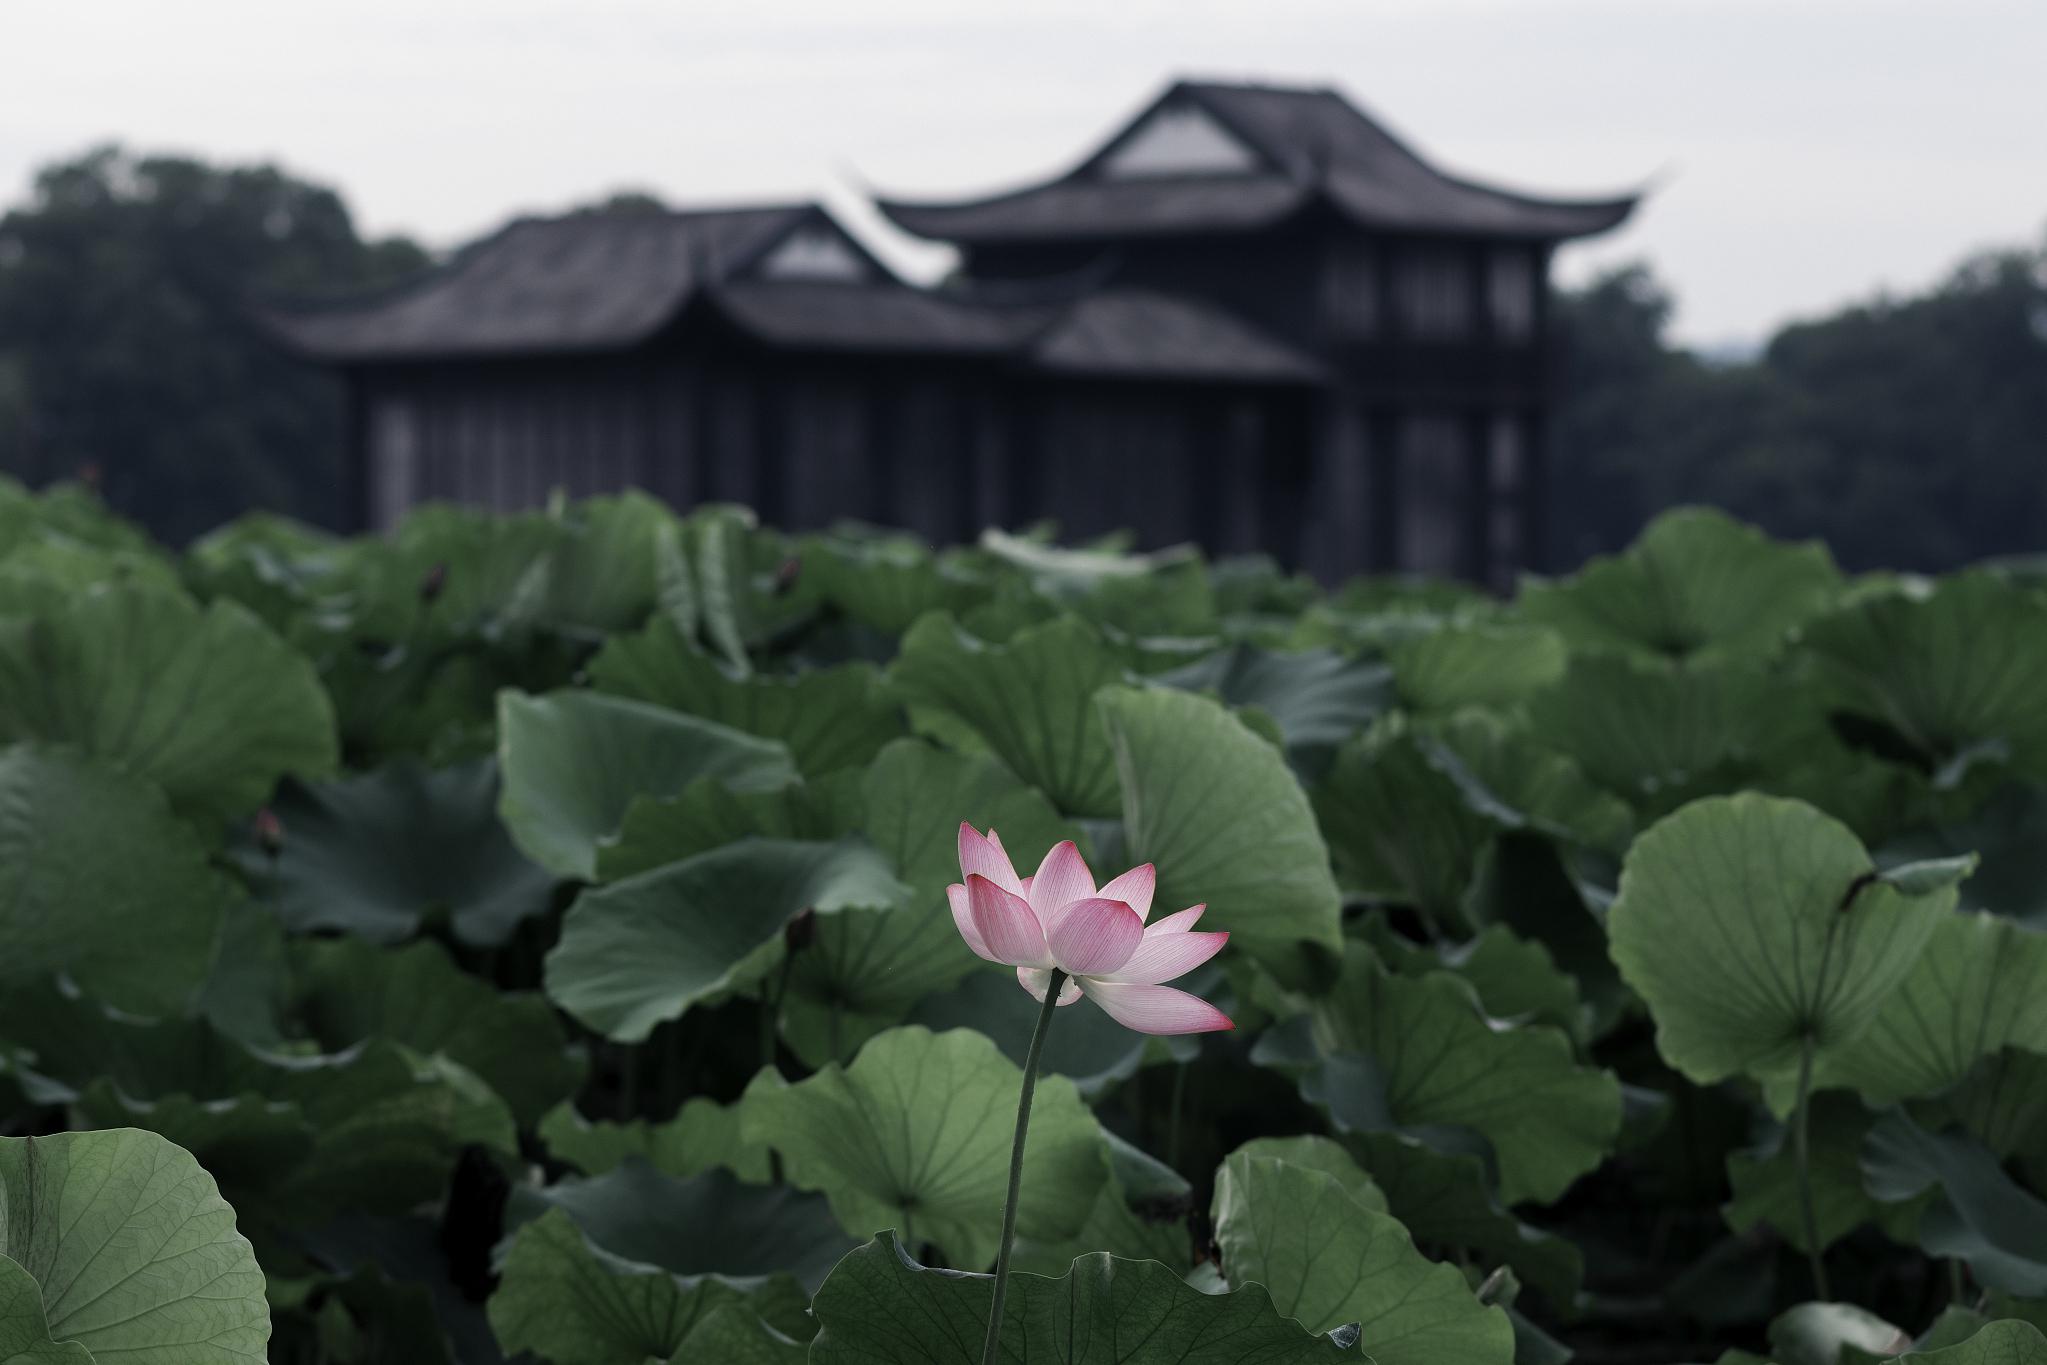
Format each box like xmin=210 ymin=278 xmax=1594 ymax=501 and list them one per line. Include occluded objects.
xmin=350 ymin=343 xmax=1535 ymax=585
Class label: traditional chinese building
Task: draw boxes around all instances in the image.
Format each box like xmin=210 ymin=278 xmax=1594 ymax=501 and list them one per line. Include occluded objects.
xmin=266 ymin=79 xmax=1637 ymax=583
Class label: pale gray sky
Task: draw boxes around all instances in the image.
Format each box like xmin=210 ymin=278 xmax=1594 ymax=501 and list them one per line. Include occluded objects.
xmin=7 ymin=0 xmax=2043 ymax=347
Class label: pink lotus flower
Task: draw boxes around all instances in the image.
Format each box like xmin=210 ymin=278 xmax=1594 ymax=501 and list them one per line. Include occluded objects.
xmin=947 ymin=825 xmax=1233 ymax=1035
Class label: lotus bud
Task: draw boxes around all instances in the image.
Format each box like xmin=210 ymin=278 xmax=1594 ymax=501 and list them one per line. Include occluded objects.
xmin=253 ymin=807 xmax=285 ymax=856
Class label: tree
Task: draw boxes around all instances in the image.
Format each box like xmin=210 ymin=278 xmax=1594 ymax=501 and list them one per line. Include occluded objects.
xmin=0 ymin=146 xmax=427 ymax=542
xmin=1547 ymin=235 xmax=2047 ymax=573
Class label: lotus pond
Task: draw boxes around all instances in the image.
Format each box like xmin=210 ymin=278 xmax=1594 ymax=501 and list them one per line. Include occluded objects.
xmin=0 ymin=481 xmax=2043 ymax=1365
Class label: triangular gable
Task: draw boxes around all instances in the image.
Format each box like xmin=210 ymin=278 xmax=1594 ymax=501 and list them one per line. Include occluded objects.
xmin=753 ymin=222 xmax=874 ymax=282
xmin=1096 ymin=102 xmax=1261 ymax=179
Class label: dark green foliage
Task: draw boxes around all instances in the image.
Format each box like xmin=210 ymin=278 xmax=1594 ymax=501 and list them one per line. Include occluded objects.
xmin=0 ymin=147 xmax=427 ymax=540
xmin=1548 ymin=243 xmax=2047 ymax=572
xmin=0 ymin=488 xmax=2042 ymax=1365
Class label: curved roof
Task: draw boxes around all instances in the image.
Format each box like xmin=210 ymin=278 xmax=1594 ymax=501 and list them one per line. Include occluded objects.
xmin=707 ymin=281 xmax=1322 ymax=384
xmin=260 ymin=203 xmax=1321 ymax=386
xmin=878 ymin=79 xmax=1639 ymax=245
xmin=261 ymin=204 xmax=815 ymax=362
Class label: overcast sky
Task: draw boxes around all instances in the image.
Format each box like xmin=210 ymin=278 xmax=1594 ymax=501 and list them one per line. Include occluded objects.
xmin=7 ymin=0 xmax=2043 ymax=347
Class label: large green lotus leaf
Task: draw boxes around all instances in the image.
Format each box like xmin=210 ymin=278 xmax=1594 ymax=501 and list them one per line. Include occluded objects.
xmin=503 ymin=1160 xmax=854 ymax=1293
xmin=522 ymin=491 xmax=677 ymax=635
xmin=1385 ymin=620 xmax=1567 ymax=713
xmin=1255 ymin=1025 xmax=1580 ymax=1303
xmin=1154 ymin=643 xmax=1392 ymax=767
xmin=1518 ymin=507 xmax=1842 ymax=661
xmin=1423 ymin=710 xmax=1636 ymax=852
xmin=0 ymin=1128 xmax=270 ymax=1362
xmin=1309 ymin=944 xmax=1620 ymax=1206
xmin=538 ymin=1097 xmax=772 ymax=1183
xmin=971 ymin=532 xmax=1221 ymax=640
xmin=1814 ymin=912 xmax=2047 ymax=1103
xmin=1607 ymin=794 xmax=1960 ymax=1091
xmin=195 ymin=900 xmax=291 ymax=1048
xmin=0 ymin=1253 xmax=93 ymax=1363
xmin=0 ymin=536 xmax=182 ymax=610
xmin=1884 ymin=1322 xmax=2047 ymax=1364
xmin=6 ymin=988 xmax=510 ymax=1227
xmin=808 ymin=1231 xmax=1361 ymax=1364
xmin=0 ymin=477 xmax=153 ymax=555
xmin=889 ymin=613 xmax=1127 ymax=816
xmin=1212 ymin=1152 xmax=1513 ymax=1364
xmin=673 ymin=1302 xmax=809 ymax=1364
xmin=0 ymin=745 xmax=233 ymax=1016
xmin=1228 ymin=1135 xmax=1387 ymax=1213
xmin=488 ymin=1208 xmax=810 ymax=1365
xmin=1800 ymin=571 xmax=2047 ymax=783
xmin=742 ymin=1027 xmax=1106 ymax=1269
xmin=546 ymin=838 xmax=906 ymax=1042
xmin=1527 ymin=654 xmax=1834 ymax=816
xmin=596 ymin=771 xmax=864 ymax=881
xmin=338 ymin=503 xmax=564 ymax=642
xmin=1315 ymin=712 xmax=1630 ymax=932
xmin=1863 ymin=1113 xmax=2047 ymax=1297
xmin=183 ymin=511 xmax=346 ymax=633
xmin=288 ymin=938 xmax=585 ymax=1125
xmin=495 ymin=688 xmax=796 ymax=880
xmin=236 ymin=756 xmax=553 ymax=946
xmin=783 ymin=741 xmax=1079 ymax=1066
xmin=0 ymin=582 xmax=337 ymax=823
xmin=1011 ymin=1133 xmax=1193 ymax=1275
xmin=1098 ymin=685 xmax=1343 ymax=964
xmin=1346 ymin=1131 xmax=1583 ymax=1309
xmin=1313 ymin=718 xmax=1498 ymax=928
xmin=802 ymin=534 xmax=991 ymax=637
xmin=587 ymin=620 xmax=904 ymax=776
xmin=237 ymin=1046 xmax=515 ymax=1221
xmin=648 ymin=504 xmax=816 ymax=676
xmin=1939 ymin=1048 xmax=2047 ymax=1159
xmin=1366 ymin=920 xmax=1588 ymax=1047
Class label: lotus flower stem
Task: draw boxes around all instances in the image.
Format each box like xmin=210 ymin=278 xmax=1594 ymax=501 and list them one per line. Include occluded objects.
xmin=980 ymin=966 xmax=1066 ymax=1365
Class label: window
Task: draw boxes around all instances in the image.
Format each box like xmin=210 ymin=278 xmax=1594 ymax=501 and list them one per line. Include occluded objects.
xmin=755 ymin=225 xmax=871 ymax=282
xmin=1321 ymin=240 xmax=1378 ymax=337
xmin=1487 ymin=247 xmax=1536 ymax=341
xmin=1098 ymin=105 xmax=1260 ymax=178
xmin=1394 ymin=247 xmax=1471 ymax=340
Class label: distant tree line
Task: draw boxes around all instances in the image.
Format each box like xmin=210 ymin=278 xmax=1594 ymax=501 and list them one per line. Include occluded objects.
xmin=1547 ymin=244 xmax=2047 ymax=572
xmin=0 ymin=147 xmax=425 ymax=542
xmin=2 ymin=144 xmax=2042 ymax=569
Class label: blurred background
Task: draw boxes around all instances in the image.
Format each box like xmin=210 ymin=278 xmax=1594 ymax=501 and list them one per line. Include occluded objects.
xmin=3 ymin=0 xmax=2043 ymax=576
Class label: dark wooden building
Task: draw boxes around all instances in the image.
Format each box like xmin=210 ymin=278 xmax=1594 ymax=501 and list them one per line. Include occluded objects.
xmin=268 ymin=79 xmax=1637 ymax=583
